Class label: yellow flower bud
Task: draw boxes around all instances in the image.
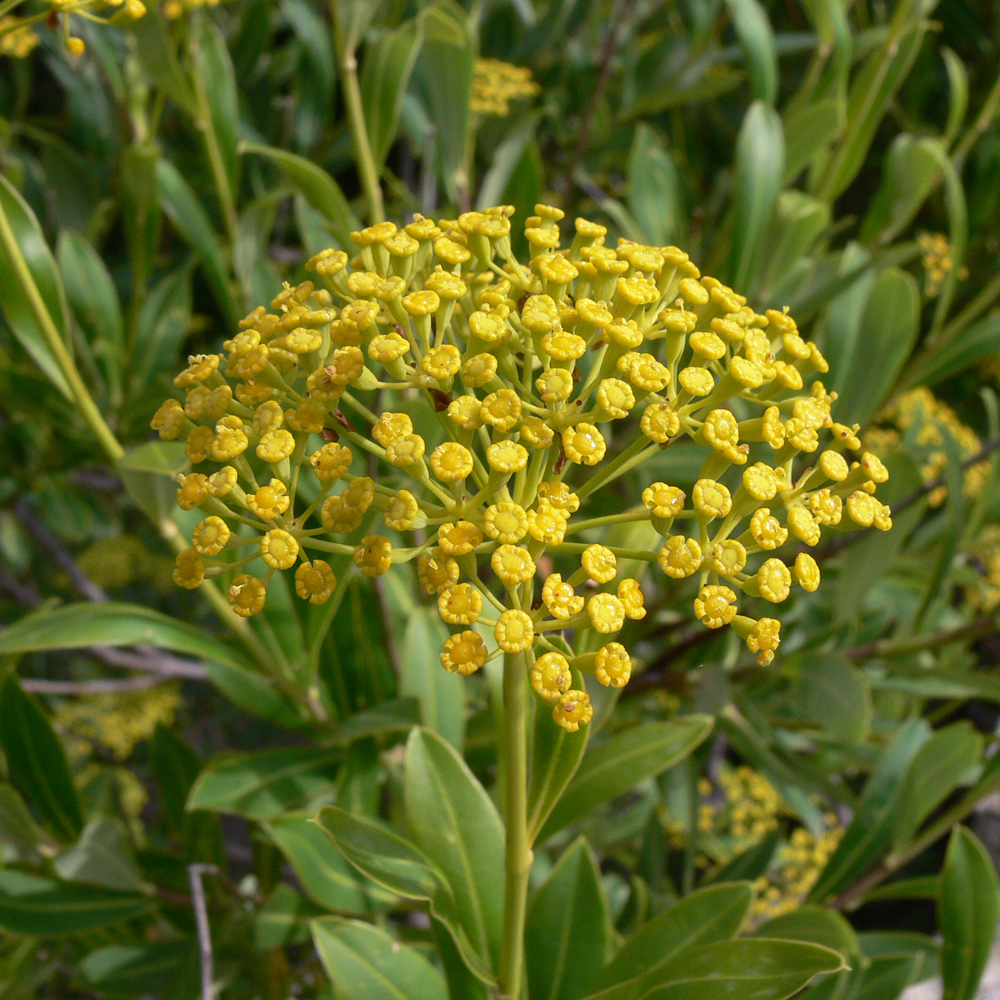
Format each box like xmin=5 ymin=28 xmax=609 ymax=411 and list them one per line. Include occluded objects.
xmin=192 ymin=516 xmax=230 ymax=556
xmin=438 ymin=583 xmax=484 ymax=625
xmin=418 ymin=549 xmax=460 ymax=594
xmin=794 ymin=552 xmax=820 ymax=592
xmin=354 ymin=535 xmax=393 ymax=577
xmin=553 ymin=689 xmax=593 ymax=732
xmin=480 ymin=389 xmax=522 ymax=432
xmin=582 ymin=544 xmax=617 ymax=583
xmin=617 ymin=578 xmax=646 ymax=620
xmin=487 ymin=440 xmax=529 ymax=473
xmin=692 ymin=479 xmax=732 ymax=519
xmin=562 ymin=423 xmax=606 ymax=465
xmin=248 ymin=480 xmax=291 ymax=520
xmin=541 ymin=573 xmax=584 ymax=619
xmin=173 ymin=548 xmax=205 ymax=589
xmin=595 ymin=642 xmax=631 ymax=687
xmin=295 ymin=560 xmax=337 ymax=604
xmin=229 ymin=574 xmax=267 ymax=617
xmin=495 ymin=609 xmax=535 ymax=652
xmin=531 ymin=652 xmax=572 ymax=702
xmin=756 ymin=558 xmax=791 ymax=603
xmin=492 ymin=544 xmax=536 ymax=587
xmin=430 ymin=442 xmax=474 ymax=482
xmin=588 ymin=593 xmax=625 ymax=633
xmin=260 ymin=529 xmax=300 ymax=570
xmin=694 ymin=584 xmax=737 ymax=628
xmin=439 ymin=520 xmax=483 ymax=556
xmin=658 ymin=536 xmax=703 ymax=578
xmin=441 ymin=631 xmax=488 ymax=674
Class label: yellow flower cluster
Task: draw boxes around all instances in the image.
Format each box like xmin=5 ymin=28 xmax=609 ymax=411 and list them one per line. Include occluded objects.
xmin=162 ymin=0 xmax=221 ymax=18
xmin=470 ymin=58 xmax=541 ymax=116
xmin=866 ymin=387 xmax=984 ymax=507
xmin=0 ymin=0 xmax=144 ymax=56
xmin=0 ymin=15 xmax=38 ymax=57
xmin=966 ymin=525 xmax=1000 ymax=611
xmin=156 ymin=206 xmax=889 ymax=731
xmin=75 ymin=536 xmax=175 ymax=591
xmin=918 ymin=232 xmax=967 ymax=297
xmin=753 ymin=822 xmax=843 ymax=920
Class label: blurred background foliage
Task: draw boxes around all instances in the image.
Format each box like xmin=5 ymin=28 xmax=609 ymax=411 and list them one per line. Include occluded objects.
xmin=4 ymin=0 xmax=1000 ymax=997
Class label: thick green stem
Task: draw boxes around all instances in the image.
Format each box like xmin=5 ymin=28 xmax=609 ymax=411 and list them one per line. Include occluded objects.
xmin=339 ymin=48 xmax=384 ymax=224
xmin=498 ymin=651 xmax=531 ymax=1000
xmin=0 ymin=196 xmax=124 ymax=463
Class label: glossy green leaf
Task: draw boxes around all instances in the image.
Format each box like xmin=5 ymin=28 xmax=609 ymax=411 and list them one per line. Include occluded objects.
xmin=0 ymin=676 xmax=83 ymax=842
xmin=863 ymin=875 xmax=939 ymax=904
xmin=759 ymin=191 xmax=831 ymax=300
xmin=526 ymin=668 xmax=588 ymax=841
xmin=315 ymin=805 xmax=495 ymax=984
xmin=404 ymin=727 xmax=504 ymax=969
xmin=704 ymin=833 xmax=779 ymax=886
xmin=242 ymin=143 xmax=359 ymax=251
xmin=942 ymin=47 xmax=969 ymax=148
xmin=254 ymin=884 xmax=322 ymax=950
xmin=265 ymin=814 xmax=391 ymax=914
xmin=117 ymin=440 xmax=190 ymax=525
xmin=0 ymin=174 xmax=72 ymax=398
xmin=627 ymin=124 xmax=683 ymax=247
xmin=54 ymin=817 xmax=145 ymax=892
xmin=595 ymin=882 xmax=754 ymax=994
xmin=56 ymin=230 xmax=123 ymax=398
xmin=724 ymin=0 xmax=777 ymax=104
xmin=129 ymin=7 xmax=195 ymax=111
xmin=313 ymin=917 xmax=448 ymax=1000
xmin=808 ymin=718 xmax=930 ymax=903
xmin=904 ymin=311 xmax=1000 ymax=388
xmin=537 ymin=715 xmax=713 ymax=843
xmin=187 ymin=744 xmax=340 ymax=818
xmin=156 ymin=159 xmax=238 ymax=328
xmin=526 ymin=839 xmax=610 ymax=1000
xmin=893 ymin=722 xmax=983 ymax=853
xmin=730 ymin=101 xmax=785 ymax=291
xmin=477 ymin=113 xmax=541 ymax=211
xmin=783 ymin=98 xmax=841 ymax=183
xmin=0 ymin=870 xmax=154 ymax=935
xmin=940 ymin=827 xmax=1000 ymax=1000
xmin=201 ymin=657 xmax=307 ymax=731
xmin=831 ymin=266 xmax=920 ymax=427
xmin=795 ymin=654 xmax=871 ymax=743
xmin=361 ymin=18 xmax=423 ymax=172
xmin=80 ymin=941 xmax=200 ymax=998
xmin=399 ymin=607 xmax=465 ymax=750
xmin=0 ymin=784 xmax=46 ymax=855
xmin=859 ymin=135 xmax=941 ymax=245
xmin=856 ymin=956 xmax=922 ymax=1000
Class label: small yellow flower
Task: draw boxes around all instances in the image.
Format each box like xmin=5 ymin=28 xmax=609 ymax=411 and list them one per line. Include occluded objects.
xmin=418 ymin=549 xmax=460 ymax=594
xmin=541 ymin=573 xmax=584 ymax=619
xmin=531 ymin=652 xmax=572 ymax=702
xmin=747 ymin=617 xmax=781 ymax=666
xmin=311 ymin=443 xmax=353 ymax=481
xmin=694 ymin=584 xmax=738 ymax=628
xmin=438 ymin=584 xmax=483 ymax=625
xmin=749 ymin=509 xmax=787 ymax=550
xmin=845 ymin=491 xmax=877 ymax=527
xmin=174 ymin=353 xmax=220 ymax=388
xmin=483 ymin=502 xmax=529 ymax=544
xmin=495 ymin=609 xmax=535 ymax=652
xmin=441 ymin=631 xmax=488 ymax=674
xmin=520 ymin=416 xmax=556 ymax=448
xmin=536 ymin=368 xmax=575 ymax=403
xmin=595 ymin=642 xmax=631 ymax=687
xmin=384 ymin=490 xmax=420 ymax=531
xmin=537 ymin=482 xmax=580 ymax=513
xmin=692 ymin=479 xmax=732 ymax=519
xmin=430 ymin=442 xmax=474 ymax=482
xmin=295 ymin=560 xmax=337 ymax=603
xmin=247 ymin=480 xmax=291 ymax=520
xmin=527 ymin=503 xmax=568 ymax=545
xmin=462 ymin=354 xmax=498 ymax=388
xmin=809 ymin=489 xmax=843 ymax=525
xmin=582 ymin=544 xmax=617 ymax=584
xmin=386 ymin=433 xmax=427 ymax=468
xmin=487 ymin=440 xmax=529 ymax=473
xmin=480 ymin=389 xmax=522 ymax=432
xmin=617 ymin=578 xmax=646 ymax=620
xmin=229 ymin=574 xmax=267 ymax=617
xmin=742 ymin=463 xmax=780 ymax=502
xmin=794 ymin=552 xmax=820 ymax=592
xmin=711 ymin=540 xmax=747 ymax=576
xmin=192 ymin=516 xmax=230 ymax=556
xmin=151 ymin=399 xmax=186 ymax=440
xmin=588 ymin=593 xmax=626 ymax=633
xmin=176 ymin=473 xmax=210 ymax=511
xmin=658 ymin=536 xmax=703 ymax=579
xmin=597 ymin=379 xmax=636 ymax=419
xmin=553 ymin=690 xmax=593 ymax=733
xmin=211 ymin=415 xmax=249 ymax=462
xmin=372 ymin=412 xmax=413 ymax=447
xmin=643 ymin=483 xmax=686 ymax=520
xmin=787 ymin=505 xmax=821 ymax=546
xmin=438 ymin=520 xmax=484 ymax=556
xmin=172 ymin=548 xmax=205 ymax=589
xmin=354 ymin=535 xmax=393 ymax=577
xmin=492 ymin=545 xmax=536 ymax=587
xmin=260 ymin=529 xmax=299 ymax=570
xmin=641 ymin=403 xmax=681 ymax=444
xmin=562 ymin=424 xmax=606 ymax=465
xmin=757 ymin=558 xmax=792 ymax=603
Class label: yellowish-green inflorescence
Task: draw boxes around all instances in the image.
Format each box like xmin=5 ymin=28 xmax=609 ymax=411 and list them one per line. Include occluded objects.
xmin=155 ymin=205 xmax=892 ymax=733
xmin=0 ymin=0 xmax=145 ymax=57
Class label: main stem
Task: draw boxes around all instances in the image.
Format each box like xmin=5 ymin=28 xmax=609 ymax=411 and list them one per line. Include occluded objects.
xmin=498 ymin=651 xmax=531 ymax=1000
xmin=339 ymin=49 xmax=385 ymax=224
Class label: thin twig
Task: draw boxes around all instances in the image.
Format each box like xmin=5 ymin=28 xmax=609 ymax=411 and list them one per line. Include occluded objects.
xmin=21 ymin=676 xmax=166 ymax=695
xmin=188 ymin=864 xmax=218 ymax=1000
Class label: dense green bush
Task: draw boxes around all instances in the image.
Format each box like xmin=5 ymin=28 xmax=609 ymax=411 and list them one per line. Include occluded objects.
xmin=3 ymin=1 xmax=1000 ymax=998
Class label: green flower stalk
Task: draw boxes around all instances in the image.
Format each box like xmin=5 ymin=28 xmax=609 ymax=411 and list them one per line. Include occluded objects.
xmin=155 ymin=204 xmax=892 ymax=996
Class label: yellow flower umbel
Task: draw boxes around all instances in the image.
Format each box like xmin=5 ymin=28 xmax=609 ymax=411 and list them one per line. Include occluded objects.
xmin=470 ymin=58 xmax=540 ymax=117
xmin=0 ymin=0 xmax=144 ymax=56
xmin=157 ymin=206 xmax=890 ymax=731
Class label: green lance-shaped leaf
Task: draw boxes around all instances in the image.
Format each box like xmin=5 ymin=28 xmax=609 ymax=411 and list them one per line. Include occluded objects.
xmin=80 ymin=941 xmax=200 ymax=999
xmin=117 ymin=439 xmax=191 ymax=527
xmin=53 ymin=817 xmax=146 ymax=892
xmin=527 ymin=663 xmax=588 ymax=841
xmin=793 ymin=654 xmax=871 ymax=744
xmin=627 ymin=124 xmax=683 ymax=247
xmin=0 ymin=784 xmax=48 ymax=856
xmin=526 ymin=838 xmax=611 ymax=1000
xmin=782 ymin=98 xmax=841 ymax=184
xmin=0 ymin=174 xmax=73 ymax=399
xmin=0 ymin=870 xmax=154 ymax=936
xmin=829 ymin=266 xmax=920 ymax=428
xmin=192 ymin=17 xmax=240 ymax=195
xmin=536 ymin=715 xmax=713 ymax=843
xmin=362 ymin=17 xmax=424 ymax=173
xmin=942 ymin=47 xmax=969 ymax=149
xmin=593 ymin=882 xmax=754 ymax=995
xmin=241 ymin=143 xmax=360 ymax=252
xmin=155 ymin=160 xmax=238 ymax=329
xmin=314 ymin=805 xmax=495 ymax=984
xmin=893 ymin=721 xmax=983 ymax=854
xmin=730 ymin=101 xmax=785 ymax=293
xmin=0 ymin=676 xmax=83 ymax=842
xmin=127 ymin=264 xmax=193 ymax=397
xmin=904 ymin=311 xmax=1000 ymax=388
xmin=759 ymin=191 xmax=831 ymax=302
xmin=724 ymin=0 xmax=778 ymax=104
xmin=808 ymin=717 xmax=930 ymax=904
xmin=404 ymin=727 xmax=504 ymax=971
xmin=313 ymin=917 xmax=449 ymax=1000
xmin=940 ymin=827 xmax=1000 ymax=1000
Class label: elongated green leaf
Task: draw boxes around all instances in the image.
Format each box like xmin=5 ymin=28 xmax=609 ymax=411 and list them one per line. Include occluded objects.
xmin=795 ymin=654 xmax=871 ymax=743
xmin=905 ymin=312 xmax=1000 ymax=388
xmin=730 ymin=101 xmax=785 ymax=291
xmin=893 ymin=722 xmax=983 ymax=853
xmin=54 ymin=817 xmax=145 ymax=892
xmin=705 ymin=833 xmax=779 ymax=886
xmin=404 ymin=728 xmax=504 ymax=969
xmin=724 ymin=0 xmax=777 ymax=104
xmin=313 ymin=917 xmax=448 ymax=1000
xmin=595 ymin=882 xmax=754 ymax=994
xmin=0 ymin=676 xmax=83 ymax=842
xmin=362 ymin=19 xmax=423 ymax=172
xmin=315 ymin=806 xmax=495 ymax=984
xmin=0 ymin=174 xmax=72 ymax=398
xmin=808 ymin=718 xmax=930 ymax=903
xmin=187 ymin=745 xmax=340 ymax=818
xmin=942 ymin=47 xmax=969 ymax=148
xmin=859 ymin=135 xmax=941 ymax=245
xmin=831 ymin=266 xmax=920 ymax=427
xmin=527 ymin=668 xmax=588 ymax=841
xmin=783 ymin=98 xmax=841 ymax=183
xmin=80 ymin=941 xmax=200 ymax=998
xmin=627 ymin=125 xmax=683 ymax=247
xmin=242 ymin=143 xmax=359 ymax=251
xmin=127 ymin=264 xmax=193 ymax=397
xmin=0 ymin=784 xmax=46 ymax=855
xmin=527 ymin=839 xmax=610 ymax=1000
xmin=193 ymin=18 xmax=240 ymax=193
xmin=155 ymin=160 xmax=238 ymax=328
xmin=129 ymin=6 xmax=195 ymax=111
xmin=0 ymin=870 xmax=154 ymax=935
xmin=538 ymin=716 xmax=713 ymax=843
xmin=856 ymin=956 xmax=922 ymax=1000
xmin=760 ymin=191 xmax=831 ymax=300
xmin=266 ymin=814 xmax=391 ymax=914
xmin=477 ymin=113 xmax=541 ymax=211
xmin=940 ymin=827 xmax=1000 ymax=1000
